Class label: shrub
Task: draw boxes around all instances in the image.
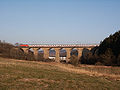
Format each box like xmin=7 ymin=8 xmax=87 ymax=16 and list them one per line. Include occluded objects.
xmin=60 ymin=60 xmax=66 ymax=64
xmin=95 ymin=62 xmax=104 ymax=66
xmin=100 ymin=48 xmax=116 ymax=66
xmin=41 ymin=58 xmax=55 ymax=62
xmin=68 ymin=55 xmax=79 ymax=66
xmin=80 ymin=52 xmax=98 ymax=65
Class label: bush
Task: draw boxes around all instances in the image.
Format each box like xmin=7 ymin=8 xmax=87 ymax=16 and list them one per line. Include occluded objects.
xmin=40 ymin=58 xmax=55 ymax=62
xmin=60 ymin=60 xmax=66 ymax=64
xmin=80 ymin=52 xmax=98 ymax=65
xmin=68 ymin=55 xmax=79 ymax=66
xmin=0 ymin=42 xmax=14 ymax=58
xmin=95 ymin=62 xmax=104 ymax=66
xmin=100 ymin=48 xmax=116 ymax=66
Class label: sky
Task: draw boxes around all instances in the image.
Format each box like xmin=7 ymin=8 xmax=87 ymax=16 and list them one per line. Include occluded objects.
xmin=0 ymin=0 xmax=120 ymax=44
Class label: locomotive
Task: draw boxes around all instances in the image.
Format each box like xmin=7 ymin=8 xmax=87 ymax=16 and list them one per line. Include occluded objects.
xmin=19 ymin=44 xmax=29 ymax=47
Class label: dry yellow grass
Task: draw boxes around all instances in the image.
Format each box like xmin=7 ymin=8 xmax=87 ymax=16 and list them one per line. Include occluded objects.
xmin=2 ymin=57 xmax=120 ymax=80
xmin=55 ymin=63 xmax=120 ymax=80
xmin=0 ymin=57 xmax=120 ymax=89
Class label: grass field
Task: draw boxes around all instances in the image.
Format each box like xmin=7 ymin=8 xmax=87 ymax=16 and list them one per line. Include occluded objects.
xmin=0 ymin=57 xmax=120 ymax=90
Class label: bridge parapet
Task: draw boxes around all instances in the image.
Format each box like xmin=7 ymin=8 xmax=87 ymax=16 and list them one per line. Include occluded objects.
xmin=18 ymin=44 xmax=98 ymax=48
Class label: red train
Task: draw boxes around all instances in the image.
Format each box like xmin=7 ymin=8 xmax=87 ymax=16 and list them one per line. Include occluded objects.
xmin=20 ymin=44 xmax=29 ymax=47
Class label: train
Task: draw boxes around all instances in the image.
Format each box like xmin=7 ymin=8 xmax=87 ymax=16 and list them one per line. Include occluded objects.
xmin=19 ymin=44 xmax=29 ymax=47
xmin=18 ymin=44 xmax=99 ymax=47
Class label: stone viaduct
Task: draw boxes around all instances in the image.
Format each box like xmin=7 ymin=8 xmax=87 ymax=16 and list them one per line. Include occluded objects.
xmin=18 ymin=44 xmax=97 ymax=62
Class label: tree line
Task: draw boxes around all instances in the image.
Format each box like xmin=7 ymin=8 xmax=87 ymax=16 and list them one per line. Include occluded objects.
xmin=79 ymin=30 xmax=120 ymax=66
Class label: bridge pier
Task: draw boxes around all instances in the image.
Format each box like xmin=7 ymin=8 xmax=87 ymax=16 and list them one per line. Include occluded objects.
xmin=77 ymin=48 xmax=83 ymax=59
xmin=42 ymin=48 xmax=49 ymax=59
xmin=87 ymin=48 xmax=92 ymax=51
xmin=65 ymin=48 xmax=72 ymax=62
xmin=32 ymin=48 xmax=39 ymax=60
xmin=54 ymin=48 xmax=61 ymax=62
xmin=22 ymin=48 xmax=29 ymax=54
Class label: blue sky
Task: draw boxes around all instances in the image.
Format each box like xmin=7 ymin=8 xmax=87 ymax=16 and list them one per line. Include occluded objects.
xmin=0 ymin=0 xmax=120 ymax=44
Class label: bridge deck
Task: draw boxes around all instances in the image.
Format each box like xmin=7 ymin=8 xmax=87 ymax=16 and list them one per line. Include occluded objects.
xmin=18 ymin=44 xmax=98 ymax=48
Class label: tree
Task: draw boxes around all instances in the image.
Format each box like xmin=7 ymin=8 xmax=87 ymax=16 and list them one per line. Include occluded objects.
xmin=117 ymin=54 xmax=120 ymax=66
xmin=69 ymin=55 xmax=79 ymax=66
xmin=100 ymin=48 xmax=116 ymax=66
xmin=98 ymin=30 xmax=120 ymax=57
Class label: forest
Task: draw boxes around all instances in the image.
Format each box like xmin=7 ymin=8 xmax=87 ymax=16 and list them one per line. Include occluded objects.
xmin=80 ymin=30 xmax=120 ymax=66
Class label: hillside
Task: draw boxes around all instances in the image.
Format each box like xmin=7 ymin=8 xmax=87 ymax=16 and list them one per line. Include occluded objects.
xmin=99 ymin=30 xmax=120 ymax=57
xmin=0 ymin=57 xmax=120 ymax=89
xmin=80 ymin=30 xmax=120 ymax=66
